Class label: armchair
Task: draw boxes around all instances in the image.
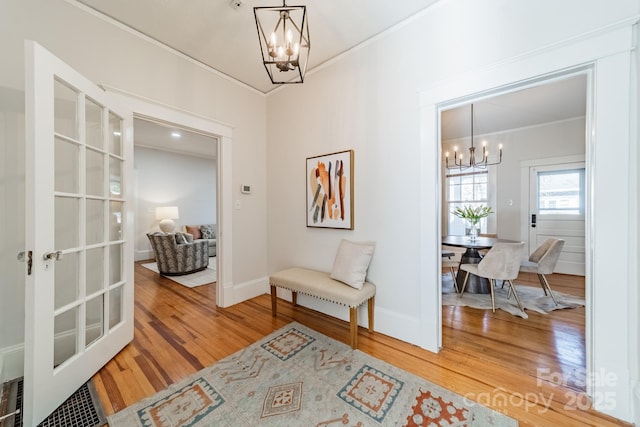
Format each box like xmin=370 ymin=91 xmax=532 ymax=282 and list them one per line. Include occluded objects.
xmin=147 ymin=232 xmax=209 ymax=276
xmin=519 ymin=238 xmax=565 ymax=305
xmin=459 ymin=242 xmax=525 ymax=313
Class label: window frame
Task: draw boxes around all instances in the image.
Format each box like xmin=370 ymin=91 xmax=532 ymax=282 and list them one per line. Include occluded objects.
xmin=445 ymin=168 xmax=495 ymax=235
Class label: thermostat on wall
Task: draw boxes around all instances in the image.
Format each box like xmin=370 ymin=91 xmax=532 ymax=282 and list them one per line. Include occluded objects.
xmin=241 ymin=184 xmax=251 ymax=194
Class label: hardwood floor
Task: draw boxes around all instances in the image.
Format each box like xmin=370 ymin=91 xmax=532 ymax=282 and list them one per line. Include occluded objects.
xmin=93 ymin=262 xmax=630 ymax=426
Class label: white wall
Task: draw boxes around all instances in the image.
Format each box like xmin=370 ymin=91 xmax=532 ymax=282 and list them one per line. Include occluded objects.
xmin=442 ymin=118 xmax=586 ymax=239
xmin=0 ymin=0 xmax=267 ymax=381
xmin=0 ymin=96 xmax=25 ymax=381
xmin=266 ymin=0 xmax=639 ymax=422
xmin=134 ymin=146 xmax=217 ymax=261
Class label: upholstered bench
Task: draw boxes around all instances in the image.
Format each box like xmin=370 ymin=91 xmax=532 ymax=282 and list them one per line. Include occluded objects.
xmin=269 ymin=267 xmax=376 ymax=349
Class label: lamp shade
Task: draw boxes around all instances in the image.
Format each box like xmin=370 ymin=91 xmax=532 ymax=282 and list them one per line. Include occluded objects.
xmin=155 ymin=206 xmax=179 ymax=220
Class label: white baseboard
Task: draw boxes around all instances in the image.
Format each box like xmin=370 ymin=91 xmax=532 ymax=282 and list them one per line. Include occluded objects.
xmin=0 ymin=344 xmax=24 ymax=383
xmin=135 ymin=249 xmax=154 ymax=262
xmin=272 ymin=290 xmax=423 ymax=348
xmin=231 ymin=276 xmax=269 ymax=306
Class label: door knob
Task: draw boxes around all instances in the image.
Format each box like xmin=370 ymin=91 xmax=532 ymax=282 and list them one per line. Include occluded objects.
xmin=43 ymin=251 xmax=63 ymax=261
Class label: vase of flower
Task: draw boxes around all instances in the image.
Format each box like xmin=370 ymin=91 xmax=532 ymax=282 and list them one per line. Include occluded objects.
xmin=467 ymin=220 xmax=480 ymax=241
xmin=452 ymin=205 xmax=493 ymax=242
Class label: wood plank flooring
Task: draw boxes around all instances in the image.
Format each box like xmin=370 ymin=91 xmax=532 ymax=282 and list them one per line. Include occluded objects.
xmin=93 ymin=262 xmax=630 ymax=426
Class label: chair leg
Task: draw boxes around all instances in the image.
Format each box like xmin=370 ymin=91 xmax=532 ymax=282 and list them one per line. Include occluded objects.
xmin=538 ymin=274 xmax=558 ymax=305
xmin=507 ymin=280 xmax=525 ymax=312
xmin=489 ymin=279 xmax=496 ymax=312
xmin=449 ymin=267 xmax=459 ymax=294
xmin=270 ymin=285 xmax=277 ymax=317
xmin=367 ymin=296 xmax=375 ymax=333
xmin=458 ymin=272 xmax=471 ymax=297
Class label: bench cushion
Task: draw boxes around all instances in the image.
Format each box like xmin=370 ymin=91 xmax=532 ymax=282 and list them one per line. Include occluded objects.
xmin=269 ymin=267 xmax=375 ymax=308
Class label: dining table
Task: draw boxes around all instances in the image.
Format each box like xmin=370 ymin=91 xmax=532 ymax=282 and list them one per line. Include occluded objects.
xmin=442 ymin=235 xmax=519 ymax=294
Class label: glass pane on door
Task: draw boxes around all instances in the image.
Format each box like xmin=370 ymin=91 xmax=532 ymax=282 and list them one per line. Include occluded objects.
xmin=85 ymin=97 xmax=103 ymax=150
xmin=86 ymin=148 xmax=105 ymax=196
xmin=54 ymin=79 xmax=78 ymax=139
xmin=109 ymin=286 xmax=123 ymax=330
xmin=86 ymin=199 xmax=105 ymax=245
xmin=109 ymin=157 xmax=122 ymax=197
xmin=109 ymin=244 xmax=122 ymax=285
xmin=85 ymin=295 xmax=104 ymax=347
xmin=109 ymin=112 xmax=122 ymax=157
xmin=55 ymin=136 xmax=79 ymax=194
xmin=54 ymin=251 xmax=79 ymax=310
xmin=537 ymin=169 xmax=585 ymax=215
xmin=53 ymin=307 xmax=79 ymax=368
xmin=109 ymin=201 xmax=123 ymax=241
xmin=55 ymin=196 xmax=79 ymax=250
xmin=86 ymin=247 xmax=104 ymax=296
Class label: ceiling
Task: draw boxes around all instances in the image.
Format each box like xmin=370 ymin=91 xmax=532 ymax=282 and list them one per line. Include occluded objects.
xmin=72 ymin=1 xmax=586 ymax=152
xmin=441 ymin=74 xmax=587 ymax=140
xmin=134 ymin=118 xmax=218 ymax=159
xmin=74 ymin=0 xmax=441 ymax=94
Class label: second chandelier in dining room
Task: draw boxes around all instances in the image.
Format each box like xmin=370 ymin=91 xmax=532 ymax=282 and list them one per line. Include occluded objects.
xmin=445 ymin=103 xmax=503 ymax=171
xmin=254 ymin=1 xmax=310 ymax=84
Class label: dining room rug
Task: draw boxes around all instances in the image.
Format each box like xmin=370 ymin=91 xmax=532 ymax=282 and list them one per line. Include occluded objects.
xmin=141 ymin=257 xmax=216 ymax=288
xmin=442 ymin=276 xmax=585 ymax=319
xmin=107 ymin=322 xmax=518 ymax=427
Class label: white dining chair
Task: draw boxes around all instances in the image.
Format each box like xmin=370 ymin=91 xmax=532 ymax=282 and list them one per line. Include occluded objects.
xmin=442 ymin=251 xmax=461 ymax=294
xmin=519 ymin=238 xmax=565 ymax=305
xmin=459 ymin=242 xmax=525 ymax=313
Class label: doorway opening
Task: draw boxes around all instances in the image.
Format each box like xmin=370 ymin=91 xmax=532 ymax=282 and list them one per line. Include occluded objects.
xmin=132 ymin=117 xmax=219 ymax=285
xmin=107 ymin=90 xmax=234 ymax=308
xmin=439 ymin=72 xmax=589 ymax=392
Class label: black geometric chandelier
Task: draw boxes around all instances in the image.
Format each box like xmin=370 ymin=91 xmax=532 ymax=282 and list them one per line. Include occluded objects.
xmin=254 ymin=1 xmax=310 ymax=84
xmin=445 ymin=103 xmax=503 ymax=171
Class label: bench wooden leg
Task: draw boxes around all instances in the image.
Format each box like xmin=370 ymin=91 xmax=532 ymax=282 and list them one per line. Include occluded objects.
xmin=291 ymin=291 xmax=298 ymax=306
xmin=367 ymin=296 xmax=375 ymax=333
xmin=350 ymin=307 xmax=358 ymax=349
xmin=270 ymin=285 xmax=277 ymax=317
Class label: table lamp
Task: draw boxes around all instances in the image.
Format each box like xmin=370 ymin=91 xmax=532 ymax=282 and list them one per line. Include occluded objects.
xmin=156 ymin=206 xmax=179 ymax=233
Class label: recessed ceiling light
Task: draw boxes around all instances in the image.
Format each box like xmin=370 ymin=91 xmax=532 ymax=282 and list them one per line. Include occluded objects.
xmin=171 ymin=131 xmax=181 ymax=138
xmin=113 ymin=131 xmax=121 ymax=136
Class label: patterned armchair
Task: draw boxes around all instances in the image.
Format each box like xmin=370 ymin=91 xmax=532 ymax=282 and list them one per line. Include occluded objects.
xmin=147 ymin=232 xmax=209 ymax=276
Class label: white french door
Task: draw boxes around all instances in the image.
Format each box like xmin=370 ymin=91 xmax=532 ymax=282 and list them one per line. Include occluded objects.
xmin=23 ymin=41 xmax=134 ymax=426
xmin=528 ymin=160 xmax=586 ymax=275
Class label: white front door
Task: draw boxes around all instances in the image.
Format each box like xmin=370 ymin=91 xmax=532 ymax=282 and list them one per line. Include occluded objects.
xmin=23 ymin=41 xmax=134 ymax=426
xmin=528 ymin=160 xmax=586 ymax=275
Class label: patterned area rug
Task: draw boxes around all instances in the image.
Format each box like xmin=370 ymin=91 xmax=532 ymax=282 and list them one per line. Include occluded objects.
xmin=442 ymin=277 xmax=585 ymax=319
xmin=108 ymin=322 xmax=518 ymax=426
xmin=141 ymin=257 xmax=217 ymax=288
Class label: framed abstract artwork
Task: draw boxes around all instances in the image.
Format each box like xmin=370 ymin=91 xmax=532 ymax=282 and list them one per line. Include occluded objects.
xmin=306 ymin=149 xmax=354 ymax=229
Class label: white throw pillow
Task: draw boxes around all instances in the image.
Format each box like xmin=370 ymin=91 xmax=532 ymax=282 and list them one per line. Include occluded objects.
xmin=330 ymin=240 xmax=376 ymax=289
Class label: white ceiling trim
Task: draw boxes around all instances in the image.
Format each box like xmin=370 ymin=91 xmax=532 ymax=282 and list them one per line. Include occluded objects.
xmin=101 ymin=83 xmax=237 ymax=133
xmin=65 ymin=0 xmax=264 ymax=96
xmin=299 ymin=0 xmax=446 ymax=91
